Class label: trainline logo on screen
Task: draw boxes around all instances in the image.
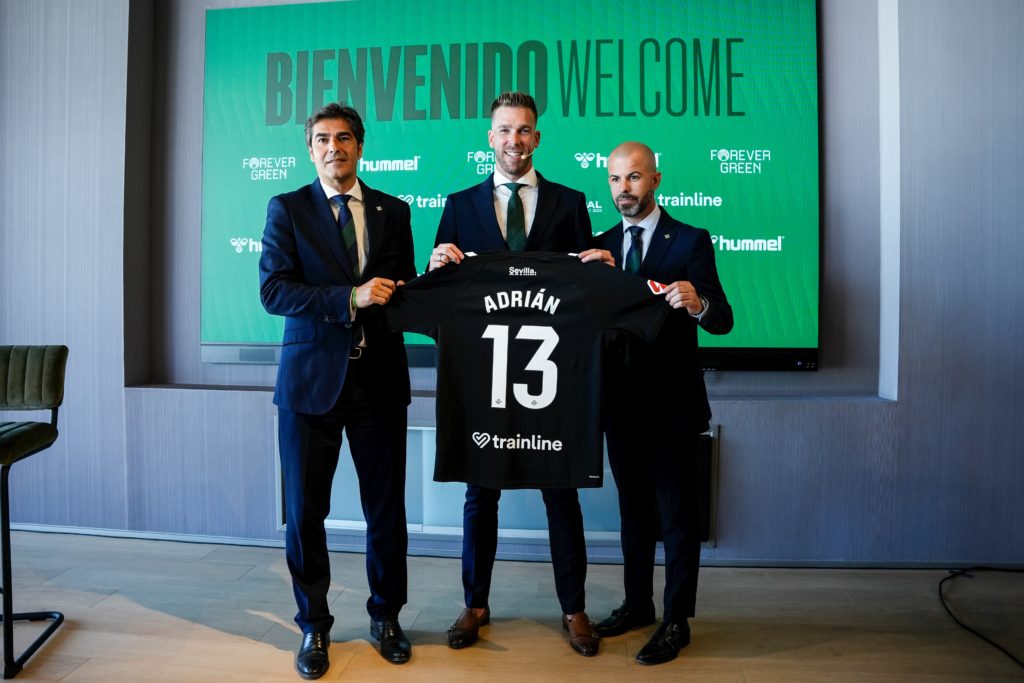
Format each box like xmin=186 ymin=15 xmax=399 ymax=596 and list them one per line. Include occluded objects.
xmin=398 ymin=193 xmax=447 ymax=209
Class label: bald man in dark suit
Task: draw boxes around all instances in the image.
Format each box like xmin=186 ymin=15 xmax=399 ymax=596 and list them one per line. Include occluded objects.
xmin=593 ymin=142 xmax=733 ymax=665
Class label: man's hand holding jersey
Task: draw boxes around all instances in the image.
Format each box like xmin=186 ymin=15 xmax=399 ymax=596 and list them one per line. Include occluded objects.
xmin=662 ymin=280 xmax=707 ymax=316
xmin=353 ymin=277 xmax=402 ymax=308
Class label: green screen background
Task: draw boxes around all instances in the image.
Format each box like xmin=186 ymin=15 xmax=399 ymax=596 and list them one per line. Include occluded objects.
xmin=201 ymin=0 xmax=819 ymax=352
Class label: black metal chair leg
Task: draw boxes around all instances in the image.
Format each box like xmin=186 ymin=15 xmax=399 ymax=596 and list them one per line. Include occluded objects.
xmin=1 ymin=466 xmax=63 ymax=679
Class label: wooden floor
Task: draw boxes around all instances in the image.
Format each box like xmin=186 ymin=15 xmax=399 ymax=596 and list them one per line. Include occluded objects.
xmin=3 ymin=532 xmax=1022 ymax=682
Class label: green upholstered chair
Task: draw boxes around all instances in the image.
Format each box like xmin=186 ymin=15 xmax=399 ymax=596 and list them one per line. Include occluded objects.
xmin=0 ymin=345 xmax=68 ymax=679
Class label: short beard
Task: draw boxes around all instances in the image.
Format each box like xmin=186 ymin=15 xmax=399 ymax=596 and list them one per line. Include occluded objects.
xmin=616 ymin=191 xmax=653 ymax=218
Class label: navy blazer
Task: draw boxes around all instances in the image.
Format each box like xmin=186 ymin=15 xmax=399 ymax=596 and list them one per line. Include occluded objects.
xmin=597 ymin=209 xmax=733 ymax=435
xmin=434 ymin=172 xmax=593 ymax=256
xmin=260 ymin=178 xmax=417 ymax=415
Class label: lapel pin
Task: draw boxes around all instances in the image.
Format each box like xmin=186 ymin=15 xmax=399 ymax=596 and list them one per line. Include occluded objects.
xmin=664 ymin=234 xmax=670 ymax=239
xmin=376 ymin=205 xmax=383 ymax=211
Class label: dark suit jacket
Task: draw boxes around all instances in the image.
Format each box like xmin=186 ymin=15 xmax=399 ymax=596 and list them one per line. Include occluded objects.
xmin=434 ymin=172 xmax=593 ymax=255
xmin=260 ymin=177 xmax=416 ymax=415
xmin=597 ymin=209 xmax=733 ymax=436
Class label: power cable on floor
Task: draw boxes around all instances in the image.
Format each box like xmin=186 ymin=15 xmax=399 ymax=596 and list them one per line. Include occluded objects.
xmin=939 ymin=566 xmax=1024 ymax=670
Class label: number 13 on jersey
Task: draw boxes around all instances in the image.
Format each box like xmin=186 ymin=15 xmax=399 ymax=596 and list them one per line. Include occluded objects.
xmin=481 ymin=324 xmax=559 ymax=410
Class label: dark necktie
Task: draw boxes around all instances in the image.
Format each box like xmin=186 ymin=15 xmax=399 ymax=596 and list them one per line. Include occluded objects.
xmin=625 ymin=225 xmax=644 ymax=274
xmin=503 ymin=182 xmax=526 ymax=251
xmin=332 ymin=194 xmax=359 ymax=275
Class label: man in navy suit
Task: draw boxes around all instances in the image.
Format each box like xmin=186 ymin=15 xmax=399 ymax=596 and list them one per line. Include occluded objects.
xmin=593 ymin=142 xmax=733 ymax=665
xmin=259 ymin=103 xmax=417 ymax=678
xmin=429 ymin=92 xmax=613 ymax=657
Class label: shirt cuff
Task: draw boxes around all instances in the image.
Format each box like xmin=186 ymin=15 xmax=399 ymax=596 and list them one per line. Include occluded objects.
xmin=691 ymin=296 xmax=709 ymax=321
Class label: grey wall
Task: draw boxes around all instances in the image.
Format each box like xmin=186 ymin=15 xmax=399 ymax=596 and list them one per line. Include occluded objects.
xmin=1 ymin=0 xmax=131 ymax=530
xmin=1 ymin=0 xmax=1021 ymax=565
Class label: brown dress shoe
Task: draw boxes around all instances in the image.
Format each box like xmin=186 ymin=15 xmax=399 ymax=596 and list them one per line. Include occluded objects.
xmin=562 ymin=612 xmax=600 ymax=656
xmin=448 ymin=607 xmax=490 ymax=649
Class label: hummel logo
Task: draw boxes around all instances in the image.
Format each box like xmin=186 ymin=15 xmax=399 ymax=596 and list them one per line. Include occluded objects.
xmin=230 ymin=237 xmax=262 ymax=254
xmin=574 ymin=152 xmax=596 ymax=169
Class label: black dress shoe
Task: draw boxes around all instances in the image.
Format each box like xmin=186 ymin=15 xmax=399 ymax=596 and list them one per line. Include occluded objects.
xmin=295 ymin=631 xmax=330 ymax=680
xmin=636 ymin=620 xmax=691 ymax=665
xmin=594 ymin=600 xmax=656 ymax=637
xmin=370 ymin=618 xmax=412 ymax=664
xmin=448 ymin=607 xmax=490 ymax=649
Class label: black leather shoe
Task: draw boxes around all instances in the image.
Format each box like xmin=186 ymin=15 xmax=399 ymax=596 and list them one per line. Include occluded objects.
xmin=594 ymin=600 xmax=656 ymax=637
xmin=448 ymin=607 xmax=490 ymax=649
xmin=370 ymin=618 xmax=412 ymax=664
xmin=636 ymin=620 xmax=691 ymax=665
xmin=295 ymin=631 xmax=330 ymax=680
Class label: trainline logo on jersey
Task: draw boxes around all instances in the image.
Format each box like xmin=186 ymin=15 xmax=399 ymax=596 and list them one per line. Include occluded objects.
xmin=230 ymin=237 xmax=263 ymax=254
xmin=466 ymin=150 xmax=495 ymax=175
xmin=359 ymin=156 xmax=420 ymax=172
xmin=398 ymin=193 xmax=448 ymax=208
xmin=242 ymin=156 xmax=297 ymax=181
xmin=711 ymin=234 xmax=785 ymax=251
xmin=710 ymin=148 xmax=771 ymax=174
xmin=472 ymin=431 xmax=564 ymax=452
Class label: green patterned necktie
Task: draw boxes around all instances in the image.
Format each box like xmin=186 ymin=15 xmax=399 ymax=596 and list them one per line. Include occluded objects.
xmin=332 ymin=194 xmax=359 ymax=275
xmin=625 ymin=225 xmax=644 ymax=274
xmin=503 ymin=182 xmax=526 ymax=251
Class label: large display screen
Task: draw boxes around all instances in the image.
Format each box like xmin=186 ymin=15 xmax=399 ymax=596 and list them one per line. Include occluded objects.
xmin=201 ymin=0 xmax=819 ymax=369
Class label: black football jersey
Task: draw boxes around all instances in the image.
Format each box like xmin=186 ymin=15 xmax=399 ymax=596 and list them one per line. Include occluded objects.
xmin=385 ymin=251 xmax=669 ymax=489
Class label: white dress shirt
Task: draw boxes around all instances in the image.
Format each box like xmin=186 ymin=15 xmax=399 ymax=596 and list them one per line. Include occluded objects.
xmin=323 ymin=181 xmax=367 ymax=275
xmin=492 ymin=167 xmax=539 ymax=240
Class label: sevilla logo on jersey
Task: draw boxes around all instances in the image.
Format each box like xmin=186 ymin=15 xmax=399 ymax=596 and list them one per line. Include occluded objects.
xmin=647 ymin=280 xmax=669 ymax=295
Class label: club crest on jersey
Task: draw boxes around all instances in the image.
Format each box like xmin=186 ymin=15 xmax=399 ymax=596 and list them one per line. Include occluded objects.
xmin=647 ymin=280 xmax=669 ymax=295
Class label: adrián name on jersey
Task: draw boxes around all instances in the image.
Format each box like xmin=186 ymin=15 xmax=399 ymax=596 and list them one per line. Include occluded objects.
xmin=483 ymin=288 xmax=561 ymax=315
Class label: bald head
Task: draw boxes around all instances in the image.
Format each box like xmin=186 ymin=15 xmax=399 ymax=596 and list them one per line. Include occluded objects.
xmin=607 ymin=142 xmax=661 ymax=220
xmin=609 ymin=142 xmax=658 ymax=171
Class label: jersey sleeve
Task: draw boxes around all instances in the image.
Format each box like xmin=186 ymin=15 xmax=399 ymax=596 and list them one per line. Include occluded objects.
xmin=575 ymin=261 xmax=670 ymax=343
xmin=384 ymin=260 xmax=475 ymax=339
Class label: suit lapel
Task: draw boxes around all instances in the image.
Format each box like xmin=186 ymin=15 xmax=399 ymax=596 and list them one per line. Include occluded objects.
xmin=471 ymin=176 xmax=507 ymax=250
xmin=605 ymin=222 xmax=625 ymax=265
xmin=640 ymin=209 xmax=678 ymax=277
xmin=310 ymin=178 xmax=358 ymax=283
